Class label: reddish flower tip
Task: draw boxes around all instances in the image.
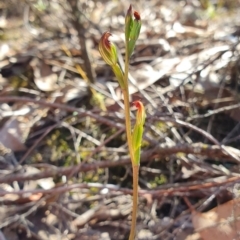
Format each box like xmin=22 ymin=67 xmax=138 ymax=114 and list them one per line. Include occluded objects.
xmin=127 ymin=4 xmax=132 ymax=13
xmin=101 ymin=32 xmax=112 ymax=50
xmin=99 ymin=31 xmax=118 ymax=66
xmin=132 ymin=100 xmax=145 ymax=128
xmin=132 ymin=101 xmax=141 ymax=108
xmin=134 ymin=11 xmax=141 ymax=21
xmin=133 ymin=100 xmax=141 ymax=109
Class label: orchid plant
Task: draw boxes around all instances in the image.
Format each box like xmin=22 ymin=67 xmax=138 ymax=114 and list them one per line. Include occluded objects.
xmin=99 ymin=5 xmax=145 ymax=240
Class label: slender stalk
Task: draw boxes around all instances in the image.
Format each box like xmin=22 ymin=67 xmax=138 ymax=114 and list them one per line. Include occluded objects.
xmin=129 ymin=165 xmax=139 ymax=240
xmin=122 ymin=50 xmax=134 ymax=162
xmin=123 ymin=49 xmax=138 ymax=240
xmin=122 ymin=89 xmax=134 ymax=160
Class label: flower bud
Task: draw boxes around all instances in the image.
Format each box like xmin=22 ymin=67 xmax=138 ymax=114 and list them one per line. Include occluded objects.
xmin=125 ymin=5 xmax=133 ymax=43
xmin=132 ymin=100 xmax=145 ymax=164
xmin=99 ymin=32 xmax=118 ymax=66
xmin=128 ymin=11 xmax=141 ymax=57
xmin=133 ymin=100 xmax=145 ymax=126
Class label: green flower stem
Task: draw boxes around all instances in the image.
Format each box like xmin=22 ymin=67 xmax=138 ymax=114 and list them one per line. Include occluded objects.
xmin=98 ymin=7 xmax=142 ymax=239
xmin=129 ymin=165 xmax=139 ymax=240
xmin=123 ymin=47 xmax=139 ymax=240
xmin=122 ymin=89 xmax=133 ymax=159
xmin=122 ymin=49 xmax=134 ymax=164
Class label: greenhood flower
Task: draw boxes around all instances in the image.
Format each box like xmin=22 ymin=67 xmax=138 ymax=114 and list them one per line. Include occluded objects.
xmin=128 ymin=11 xmax=141 ymax=57
xmin=132 ymin=100 xmax=145 ymax=164
xmin=99 ymin=32 xmax=124 ymax=88
xmin=125 ymin=6 xmax=142 ymax=58
xmin=99 ymin=32 xmax=118 ymax=66
xmin=133 ymin=100 xmax=145 ymax=126
xmin=125 ymin=5 xmax=133 ymax=43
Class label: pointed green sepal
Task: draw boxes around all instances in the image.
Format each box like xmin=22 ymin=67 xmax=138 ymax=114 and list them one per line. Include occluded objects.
xmin=99 ymin=32 xmax=118 ymax=66
xmin=132 ymin=101 xmax=145 ymax=165
xmin=125 ymin=5 xmax=133 ymax=43
xmin=128 ymin=11 xmax=141 ymax=57
xmin=132 ymin=123 xmax=144 ymax=152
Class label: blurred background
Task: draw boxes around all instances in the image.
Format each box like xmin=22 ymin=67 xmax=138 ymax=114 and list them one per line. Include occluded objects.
xmin=1 ymin=0 xmax=240 ymax=240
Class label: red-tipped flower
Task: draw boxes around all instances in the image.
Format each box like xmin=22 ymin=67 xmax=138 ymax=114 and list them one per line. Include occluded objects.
xmin=99 ymin=32 xmax=124 ymax=88
xmin=124 ymin=5 xmax=142 ymax=58
xmin=133 ymin=100 xmax=145 ymax=126
xmin=125 ymin=5 xmax=133 ymax=43
xmin=132 ymin=100 xmax=145 ymax=164
xmin=99 ymin=32 xmax=118 ymax=66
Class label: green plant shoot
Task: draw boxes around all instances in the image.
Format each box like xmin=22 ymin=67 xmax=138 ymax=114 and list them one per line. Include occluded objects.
xmin=98 ymin=4 xmax=143 ymax=240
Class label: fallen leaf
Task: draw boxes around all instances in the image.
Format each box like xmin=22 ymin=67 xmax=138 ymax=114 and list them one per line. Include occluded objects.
xmin=192 ymin=198 xmax=240 ymax=240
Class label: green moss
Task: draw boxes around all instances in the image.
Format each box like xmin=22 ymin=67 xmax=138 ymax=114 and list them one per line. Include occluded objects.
xmin=150 ymin=174 xmax=167 ymax=188
xmin=155 ymin=121 xmax=168 ymax=132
